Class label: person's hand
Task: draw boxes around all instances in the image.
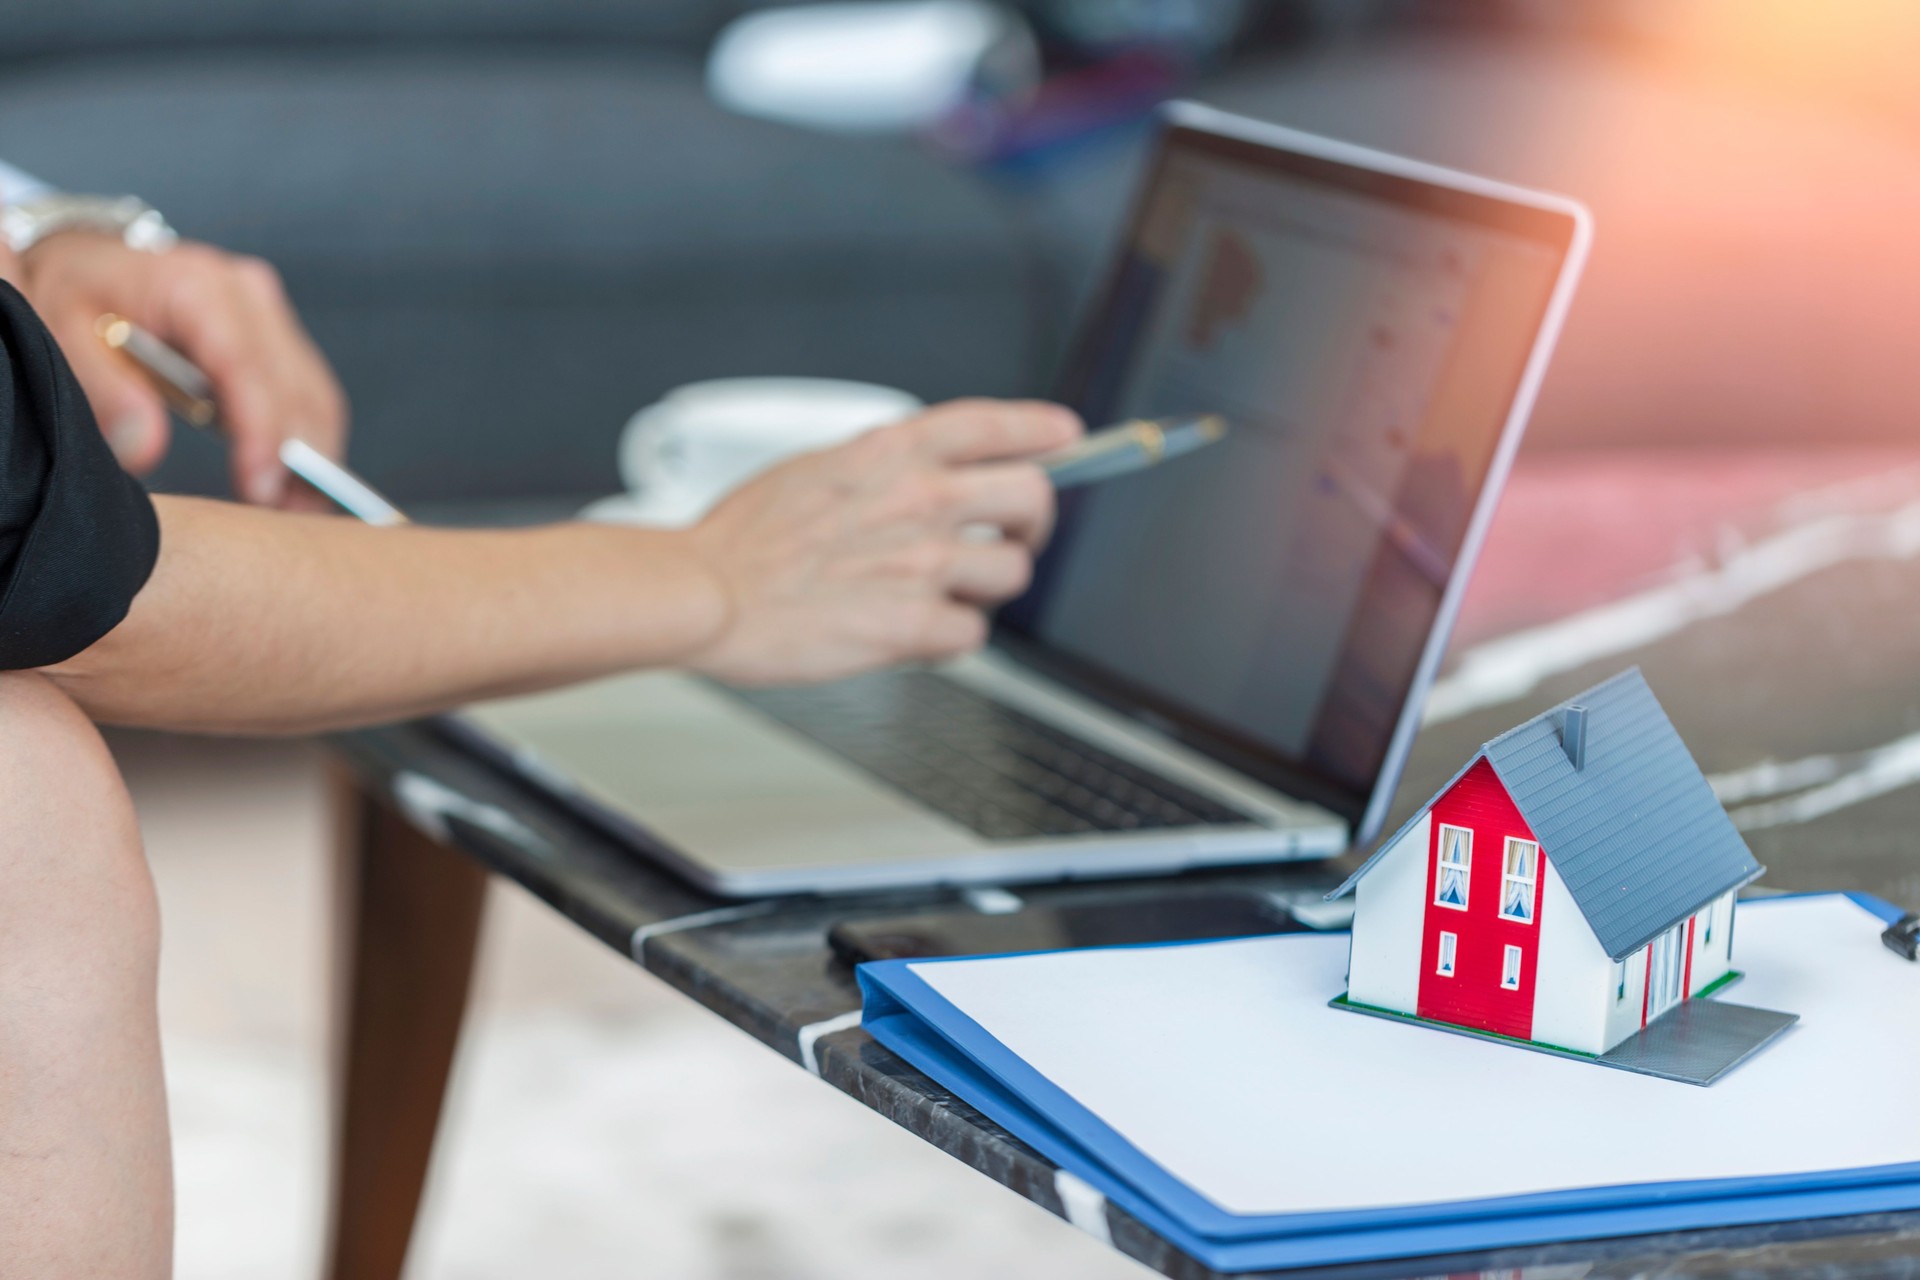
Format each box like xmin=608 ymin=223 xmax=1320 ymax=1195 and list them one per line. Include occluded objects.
xmin=16 ymin=232 xmax=347 ymax=509
xmin=682 ymin=399 xmax=1082 ymax=685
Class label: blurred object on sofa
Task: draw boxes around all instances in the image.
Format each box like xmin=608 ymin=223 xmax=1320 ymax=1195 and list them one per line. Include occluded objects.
xmin=933 ymin=0 xmax=1252 ymax=168
xmin=708 ymin=1 xmax=1039 ymax=134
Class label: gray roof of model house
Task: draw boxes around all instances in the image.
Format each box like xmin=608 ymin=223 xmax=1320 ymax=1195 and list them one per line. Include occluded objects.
xmin=1331 ymin=668 xmax=1762 ymax=961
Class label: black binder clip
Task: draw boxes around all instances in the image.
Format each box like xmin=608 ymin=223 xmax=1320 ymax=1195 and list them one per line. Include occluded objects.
xmin=1884 ymin=913 xmax=1920 ymax=962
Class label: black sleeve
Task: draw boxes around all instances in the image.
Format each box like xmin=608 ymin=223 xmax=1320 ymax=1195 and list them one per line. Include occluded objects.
xmin=0 ymin=281 xmax=159 ymax=669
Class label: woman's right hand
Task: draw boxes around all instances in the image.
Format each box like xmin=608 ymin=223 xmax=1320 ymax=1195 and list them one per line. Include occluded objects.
xmin=680 ymin=398 xmax=1082 ymax=686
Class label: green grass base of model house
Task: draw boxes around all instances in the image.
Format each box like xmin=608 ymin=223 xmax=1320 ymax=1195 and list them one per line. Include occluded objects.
xmin=1328 ymin=996 xmax=1600 ymax=1058
xmin=1693 ymin=968 xmax=1745 ymax=1000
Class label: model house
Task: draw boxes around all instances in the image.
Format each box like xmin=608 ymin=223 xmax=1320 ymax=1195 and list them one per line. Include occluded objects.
xmin=1330 ymin=668 xmax=1775 ymax=1061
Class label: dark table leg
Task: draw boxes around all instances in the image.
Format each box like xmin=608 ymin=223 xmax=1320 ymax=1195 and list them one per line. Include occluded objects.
xmin=323 ymin=763 xmax=490 ymax=1280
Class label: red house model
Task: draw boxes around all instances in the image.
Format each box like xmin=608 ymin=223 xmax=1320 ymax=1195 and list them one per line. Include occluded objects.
xmin=1329 ymin=669 xmax=1796 ymax=1081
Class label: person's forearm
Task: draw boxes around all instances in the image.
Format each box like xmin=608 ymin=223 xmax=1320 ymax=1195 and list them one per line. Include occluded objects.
xmin=38 ymin=399 xmax=1075 ymax=731
xmin=45 ymin=496 xmax=729 ymax=734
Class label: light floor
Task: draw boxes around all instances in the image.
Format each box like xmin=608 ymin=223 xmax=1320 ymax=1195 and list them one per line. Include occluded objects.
xmin=115 ymin=730 xmax=1140 ymax=1280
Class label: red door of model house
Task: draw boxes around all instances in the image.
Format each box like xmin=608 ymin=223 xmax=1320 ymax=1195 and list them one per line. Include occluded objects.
xmin=1416 ymin=758 xmax=1545 ymax=1040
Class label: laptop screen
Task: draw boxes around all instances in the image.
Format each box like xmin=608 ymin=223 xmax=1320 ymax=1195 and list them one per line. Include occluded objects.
xmin=998 ymin=111 xmax=1581 ymax=830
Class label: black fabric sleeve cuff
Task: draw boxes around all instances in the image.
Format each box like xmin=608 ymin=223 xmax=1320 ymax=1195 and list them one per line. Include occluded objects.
xmin=0 ymin=281 xmax=160 ymax=669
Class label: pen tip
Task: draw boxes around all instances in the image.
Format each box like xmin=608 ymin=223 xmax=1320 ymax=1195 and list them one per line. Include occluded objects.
xmin=97 ymin=315 xmax=132 ymax=348
xmin=1196 ymin=414 xmax=1228 ymax=441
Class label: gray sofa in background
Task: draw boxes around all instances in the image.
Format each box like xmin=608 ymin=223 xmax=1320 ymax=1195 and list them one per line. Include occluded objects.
xmin=0 ymin=0 xmax=1111 ymax=503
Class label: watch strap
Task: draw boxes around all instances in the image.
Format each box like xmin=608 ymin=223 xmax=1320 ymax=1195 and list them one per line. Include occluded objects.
xmin=1 ymin=194 xmax=178 ymax=255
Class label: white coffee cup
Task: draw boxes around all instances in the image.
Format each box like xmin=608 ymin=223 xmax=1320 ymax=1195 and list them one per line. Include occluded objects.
xmin=584 ymin=377 xmax=924 ymax=528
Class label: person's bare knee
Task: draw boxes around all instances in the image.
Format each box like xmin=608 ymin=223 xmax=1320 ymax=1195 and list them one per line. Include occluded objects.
xmin=0 ymin=670 xmax=158 ymax=962
xmin=0 ymin=671 xmax=170 ymax=1279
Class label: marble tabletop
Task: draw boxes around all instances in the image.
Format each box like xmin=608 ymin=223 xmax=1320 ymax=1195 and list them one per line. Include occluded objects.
xmin=332 ymin=452 xmax=1920 ymax=1279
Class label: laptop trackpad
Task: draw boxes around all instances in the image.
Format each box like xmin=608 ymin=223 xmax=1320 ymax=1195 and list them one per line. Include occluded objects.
xmin=464 ymin=671 xmax=980 ymax=871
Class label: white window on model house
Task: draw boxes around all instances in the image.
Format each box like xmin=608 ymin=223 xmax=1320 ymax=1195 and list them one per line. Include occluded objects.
xmin=1436 ymin=931 xmax=1458 ymax=976
xmin=1499 ymin=838 xmax=1539 ymax=923
xmin=1434 ymin=825 xmax=1472 ymax=910
xmin=1501 ymin=944 xmax=1523 ymax=990
xmin=1614 ymin=960 xmax=1628 ymax=1002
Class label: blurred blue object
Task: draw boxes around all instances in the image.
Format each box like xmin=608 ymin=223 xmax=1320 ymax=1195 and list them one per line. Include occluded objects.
xmin=930 ymin=47 xmax=1178 ymax=173
xmin=1029 ymin=0 xmax=1248 ymax=59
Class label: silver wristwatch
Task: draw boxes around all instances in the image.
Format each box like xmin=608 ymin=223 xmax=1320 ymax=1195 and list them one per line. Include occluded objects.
xmin=0 ymin=193 xmax=178 ymax=255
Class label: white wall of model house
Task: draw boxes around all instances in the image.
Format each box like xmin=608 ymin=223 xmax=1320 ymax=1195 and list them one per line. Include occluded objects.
xmin=1529 ymin=861 xmax=1617 ymax=1054
xmin=1345 ymin=812 xmax=1428 ymax=1015
xmin=1597 ymin=930 xmax=1651 ymax=1054
xmin=1692 ymin=892 xmax=1736 ymax=993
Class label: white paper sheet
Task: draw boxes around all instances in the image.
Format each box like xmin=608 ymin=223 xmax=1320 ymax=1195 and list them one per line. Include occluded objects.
xmin=909 ymin=896 xmax=1920 ymax=1217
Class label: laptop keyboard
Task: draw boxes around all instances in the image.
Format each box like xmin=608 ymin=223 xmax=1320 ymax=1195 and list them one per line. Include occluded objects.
xmin=728 ymin=670 xmax=1254 ymax=841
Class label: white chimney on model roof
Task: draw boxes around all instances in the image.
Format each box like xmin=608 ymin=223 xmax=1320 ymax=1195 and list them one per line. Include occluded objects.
xmin=1563 ymin=703 xmax=1590 ymax=770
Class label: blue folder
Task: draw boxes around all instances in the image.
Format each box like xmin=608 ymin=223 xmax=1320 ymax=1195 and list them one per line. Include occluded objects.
xmin=859 ymin=893 xmax=1918 ymax=1272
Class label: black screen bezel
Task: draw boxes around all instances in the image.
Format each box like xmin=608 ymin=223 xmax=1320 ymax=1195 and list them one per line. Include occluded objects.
xmin=992 ymin=113 xmax=1580 ymax=827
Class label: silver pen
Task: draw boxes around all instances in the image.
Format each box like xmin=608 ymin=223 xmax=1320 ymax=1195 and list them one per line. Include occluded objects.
xmin=1040 ymin=414 xmax=1229 ymax=489
xmin=96 ymin=314 xmax=407 ymax=526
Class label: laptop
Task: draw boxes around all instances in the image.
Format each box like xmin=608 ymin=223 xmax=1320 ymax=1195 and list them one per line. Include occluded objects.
xmin=454 ymin=102 xmax=1592 ymax=896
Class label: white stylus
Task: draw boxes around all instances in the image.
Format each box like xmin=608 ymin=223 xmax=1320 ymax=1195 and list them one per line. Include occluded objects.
xmin=96 ymin=313 xmax=407 ymax=526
